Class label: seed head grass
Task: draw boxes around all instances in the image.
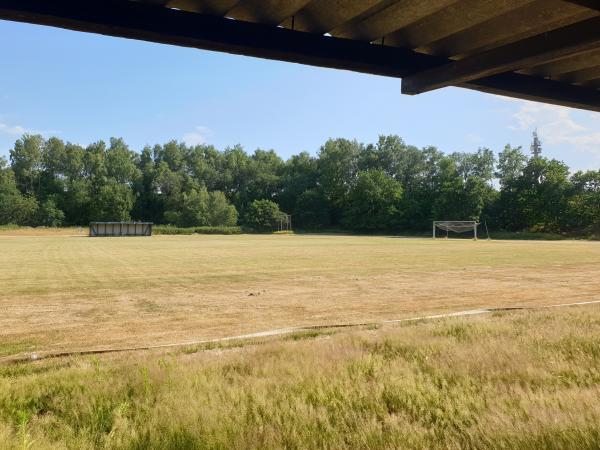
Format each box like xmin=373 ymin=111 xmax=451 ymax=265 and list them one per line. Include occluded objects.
xmin=1 ymin=307 xmax=599 ymax=449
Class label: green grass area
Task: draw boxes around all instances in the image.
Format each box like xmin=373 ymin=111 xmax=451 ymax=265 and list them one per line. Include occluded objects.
xmin=488 ymin=230 xmax=567 ymax=240
xmin=153 ymin=225 xmax=242 ymax=235
xmin=0 ymin=341 xmax=36 ymax=359
xmin=1 ymin=307 xmax=600 ymax=449
xmin=0 ymin=224 xmax=19 ymax=231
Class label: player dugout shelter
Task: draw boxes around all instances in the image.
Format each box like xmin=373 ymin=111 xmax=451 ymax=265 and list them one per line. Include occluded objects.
xmin=90 ymin=222 xmax=153 ymax=237
xmin=0 ymin=0 xmax=599 ymax=111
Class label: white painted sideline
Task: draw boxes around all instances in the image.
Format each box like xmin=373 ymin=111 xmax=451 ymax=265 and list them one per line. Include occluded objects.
xmin=3 ymin=299 xmax=600 ymax=364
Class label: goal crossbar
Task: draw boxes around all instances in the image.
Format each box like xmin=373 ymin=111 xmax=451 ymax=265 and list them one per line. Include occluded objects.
xmin=433 ymin=221 xmax=479 ymax=239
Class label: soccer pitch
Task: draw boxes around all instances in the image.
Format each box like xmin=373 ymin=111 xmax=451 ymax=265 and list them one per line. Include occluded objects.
xmin=2 ymin=233 xmax=600 ymax=357
xmin=2 ymin=232 xmax=600 ymax=448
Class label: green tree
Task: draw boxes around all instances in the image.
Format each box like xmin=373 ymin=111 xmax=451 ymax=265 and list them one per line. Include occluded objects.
xmin=279 ymin=152 xmax=319 ymax=214
xmin=40 ymin=137 xmax=67 ymax=198
xmin=342 ymin=170 xmax=403 ymax=230
xmin=206 ymin=191 xmax=238 ymax=226
xmin=10 ymin=134 xmax=44 ymax=195
xmin=248 ymin=149 xmax=284 ymax=203
xmin=185 ymin=144 xmax=222 ymax=191
xmin=244 ymin=199 xmax=285 ymax=231
xmin=371 ymin=136 xmax=426 ymax=189
xmin=5 ymin=131 xmax=600 ymax=236
xmin=63 ymin=142 xmax=85 ymax=181
xmin=293 ymin=189 xmax=330 ymax=229
xmin=91 ymin=179 xmax=135 ymax=221
xmin=450 ymin=148 xmax=495 ymax=183
xmin=433 ymin=176 xmax=493 ymax=222
xmin=132 ymin=146 xmax=163 ymax=223
xmin=177 ymin=188 xmax=209 ymax=227
xmin=567 ymin=170 xmax=600 ymax=231
xmin=83 ymin=141 xmax=108 ymax=179
xmin=39 ymin=139 xmax=85 ymax=224
xmin=431 ymin=153 xmax=495 ymax=223
xmin=317 ymin=138 xmax=362 ymax=220
xmin=493 ymin=145 xmax=528 ymax=230
xmin=61 ymin=178 xmax=92 ymax=225
xmin=37 ymin=198 xmax=65 ymax=227
xmin=217 ymin=145 xmax=254 ymax=211
xmin=496 ymin=145 xmax=527 ymax=187
xmin=515 ymin=157 xmax=570 ymax=232
xmin=0 ymin=157 xmax=39 ymax=225
xmin=401 ymin=146 xmax=446 ymax=229
xmin=156 ymin=140 xmax=185 ymax=172
xmin=106 ymin=138 xmax=141 ymax=185
xmin=169 ymin=188 xmax=238 ymax=227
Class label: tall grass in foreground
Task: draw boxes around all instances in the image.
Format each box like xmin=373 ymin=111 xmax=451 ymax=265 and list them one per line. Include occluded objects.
xmin=1 ymin=308 xmax=600 ymax=449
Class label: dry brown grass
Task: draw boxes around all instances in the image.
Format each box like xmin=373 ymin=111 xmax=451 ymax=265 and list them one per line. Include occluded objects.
xmin=0 ymin=226 xmax=85 ymax=237
xmin=1 ymin=233 xmax=600 ymax=357
xmin=1 ymin=306 xmax=599 ymax=449
xmin=2 ymin=233 xmax=600 ymax=448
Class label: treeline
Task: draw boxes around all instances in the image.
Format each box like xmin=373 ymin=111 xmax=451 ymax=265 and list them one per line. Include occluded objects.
xmin=1 ymin=134 xmax=599 ymax=233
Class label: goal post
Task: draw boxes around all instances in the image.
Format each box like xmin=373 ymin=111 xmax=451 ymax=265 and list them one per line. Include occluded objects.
xmin=277 ymin=214 xmax=292 ymax=232
xmin=433 ymin=221 xmax=479 ymax=239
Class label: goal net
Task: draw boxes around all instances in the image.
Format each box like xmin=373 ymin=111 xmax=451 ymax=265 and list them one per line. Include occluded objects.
xmin=433 ymin=221 xmax=479 ymax=239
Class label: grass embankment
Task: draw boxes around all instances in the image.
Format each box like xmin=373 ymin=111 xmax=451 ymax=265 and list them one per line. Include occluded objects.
xmin=1 ymin=307 xmax=600 ymax=449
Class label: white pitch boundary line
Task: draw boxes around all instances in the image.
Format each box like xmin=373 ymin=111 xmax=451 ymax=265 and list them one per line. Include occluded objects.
xmin=2 ymin=300 xmax=600 ymax=365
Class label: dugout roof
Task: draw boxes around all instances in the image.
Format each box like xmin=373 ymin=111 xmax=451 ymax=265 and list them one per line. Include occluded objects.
xmin=1 ymin=0 xmax=599 ymax=111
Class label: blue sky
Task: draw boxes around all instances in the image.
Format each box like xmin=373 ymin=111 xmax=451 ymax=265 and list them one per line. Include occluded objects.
xmin=1 ymin=20 xmax=600 ymax=171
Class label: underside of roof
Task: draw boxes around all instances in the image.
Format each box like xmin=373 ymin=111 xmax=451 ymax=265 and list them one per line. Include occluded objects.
xmin=1 ymin=0 xmax=599 ymax=111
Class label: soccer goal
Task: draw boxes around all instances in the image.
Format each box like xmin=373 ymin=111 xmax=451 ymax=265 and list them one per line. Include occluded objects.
xmin=278 ymin=214 xmax=292 ymax=232
xmin=433 ymin=221 xmax=479 ymax=239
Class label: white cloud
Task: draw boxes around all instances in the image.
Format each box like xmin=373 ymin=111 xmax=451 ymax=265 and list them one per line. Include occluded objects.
xmin=510 ymin=102 xmax=586 ymax=140
xmin=182 ymin=125 xmax=212 ymax=146
xmin=0 ymin=121 xmax=27 ymax=136
xmin=0 ymin=118 xmax=60 ymax=138
xmin=505 ymin=100 xmax=600 ymax=160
